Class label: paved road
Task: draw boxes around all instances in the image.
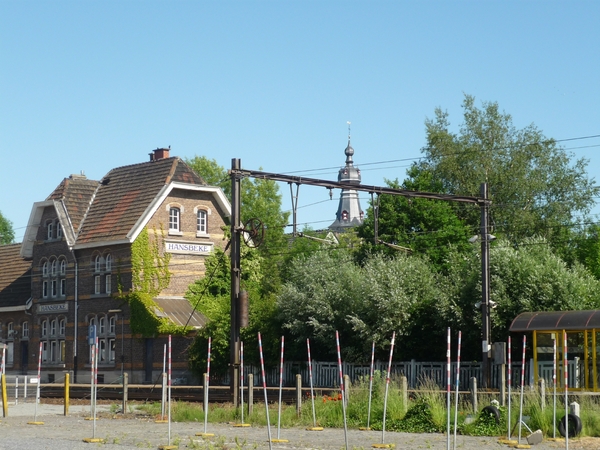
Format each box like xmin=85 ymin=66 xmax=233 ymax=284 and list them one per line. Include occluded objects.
xmin=0 ymin=403 xmax=596 ymax=449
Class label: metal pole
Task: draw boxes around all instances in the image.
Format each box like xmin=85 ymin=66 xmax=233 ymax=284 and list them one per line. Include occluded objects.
xmin=480 ymin=183 xmax=491 ymax=389
xmin=230 ymin=158 xmax=241 ymax=407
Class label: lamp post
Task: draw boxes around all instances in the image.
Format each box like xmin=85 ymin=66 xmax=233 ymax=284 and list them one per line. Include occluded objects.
xmin=108 ymin=309 xmax=124 ymax=382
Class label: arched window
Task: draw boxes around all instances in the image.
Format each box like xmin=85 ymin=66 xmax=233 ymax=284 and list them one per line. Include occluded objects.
xmin=42 ymin=261 xmax=49 ymax=277
xmin=47 ymin=222 xmax=54 ymax=240
xmin=41 ymin=319 xmax=48 ymax=337
xmin=60 ymin=259 xmax=66 ymax=275
xmin=105 ymin=254 xmax=112 ymax=271
xmin=51 ymin=259 xmax=57 ymax=276
xmin=22 ymin=321 xmax=29 ymax=339
xmin=56 ymin=221 xmax=62 ymax=239
xmin=50 ymin=319 xmax=57 ymax=336
xmin=59 ymin=318 xmax=66 ymax=336
xmin=94 ymin=255 xmax=103 ymax=273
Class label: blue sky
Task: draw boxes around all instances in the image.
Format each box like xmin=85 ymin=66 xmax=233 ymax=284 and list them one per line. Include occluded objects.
xmin=2 ymin=1 xmax=600 ymax=242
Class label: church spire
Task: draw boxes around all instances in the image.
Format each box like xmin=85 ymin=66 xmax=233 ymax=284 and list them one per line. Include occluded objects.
xmin=329 ymin=123 xmax=364 ymax=232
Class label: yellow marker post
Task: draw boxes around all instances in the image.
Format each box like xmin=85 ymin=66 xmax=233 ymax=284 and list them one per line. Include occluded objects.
xmin=64 ymin=373 xmax=70 ymax=416
xmin=1 ymin=374 xmax=8 ymax=418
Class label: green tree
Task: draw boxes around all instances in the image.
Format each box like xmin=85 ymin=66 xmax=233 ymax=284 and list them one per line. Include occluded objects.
xmin=277 ymin=249 xmax=447 ymax=361
xmin=185 ymin=156 xmax=231 ymax=198
xmin=357 ymin=164 xmax=473 ymax=272
xmin=421 ymin=94 xmax=598 ymax=247
xmin=0 ymin=212 xmax=15 ymax=244
xmin=440 ymin=237 xmax=600 ymax=360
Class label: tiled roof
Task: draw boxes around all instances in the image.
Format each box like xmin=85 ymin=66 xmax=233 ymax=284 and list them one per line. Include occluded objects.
xmin=47 ymin=175 xmax=99 ymax=234
xmin=77 ymin=157 xmax=206 ymax=245
xmin=0 ymin=244 xmax=32 ymax=308
xmin=154 ymin=296 xmax=207 ymax=329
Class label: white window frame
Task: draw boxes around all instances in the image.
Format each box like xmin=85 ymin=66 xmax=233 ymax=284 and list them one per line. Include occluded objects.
xmin=59 ymin=318 xmax=66 ymax=336
xmin=60 ymin=259 xmax=66 ymax=275
xmin=56 ymin=222 xmax=62 ymax=239
xmin=169 ymin=207 xmax=180 ymax=232
xmin=22 ymin=321 xmax=29 ymax=339
xmin=105 ymin=254 xmax=112 ymax=271
xmin=42 ymin=280 xmax=48 ymax=299
xmin=197 ymin=209 xmax=208 ymax=235
xmin=60 ymin=278 xmax=66 ymax=297
xmin=108 ymin=338 xmax=116 ymax=362
xmin=94 ymin=275 xmax=101 ymax=294
xmin=7 ymin=322 xmax=14 ymax=339
xmin=50 ymin=319 xmax=57 ymax=337
xmin=94 ymin=255 xmax=102 ymax=273
xmin=51 ymin=259 xmax=57 ymax=276
xmin=47 ymin=222 xmax=53 ymax=240
xmin=109 ymin=316 xmax=116 ymax=335
xmin=42 ymin=261 xmax=48 ymax=277
xmin=99 ymin=316 xmax=105 ymax=335
xmin=105 ymin=274 xmax=112 ymax=294
xmin=41 ymin=319 xmax=48 ymax=337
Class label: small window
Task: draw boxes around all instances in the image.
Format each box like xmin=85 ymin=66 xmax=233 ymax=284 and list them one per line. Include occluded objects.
xmin=51 ymin=260 xmax=57 ymax=276
xmin=99 ymin=316 xmax=105 ymax=335
xmin=56 ymin=222 xmax=62 ymax=239
xmin=60 ymin=278 xmax=66 ymax=297
xmin=42 ymin=281 xmax=48 ymax=298
xmin=105 ymin=274 xmax=112 ymax=294
xmin=50 ymin=341 xmax=57 ymax=362
xmin=59 ymin=318 xmax=66 ymax=336
xmin=109 ymin=339 xmax=116 ymax=362
xmin=109 ymin=316 xmax=116 ymax=335
xmin=42 ymin=341 xmax=48 ymax=362
xmin=94 ymin=255 xmax=102 ymax=273
xmin=105 ymin=254 xmax=112 ymax=271
xmin=94 ymin=275 xmax=101 ymax=294
xmin=41 ymin=320 xmax=48 ymax=337
xmin=22 ymin=321 xmax=29 ymax=339
xmin=197 ymin=210 xmax=208 ymax=234
xmin=169 ymin=207 xmax=180 ymax=231
xmin=7 ymin=322 xmax=14 ymax=339
xmin=60 ymin=259 xmax=66 ymax=275
xmin=47 ymin=222 xmax=53 ymax=240
xmin=51 ymin=280 xmax=58 ymax=297
xmin=50 ymin=319 xmax=57 ymax=336
xmin=42 ymin=261 xmax=49 ymax=277
xmin=341 ymin=210 xmax=349 ymax=221
xmin=99 ymin=339 xmax=107 ymax=362
xmin=59 ymin=340 xmax=66 ymax=363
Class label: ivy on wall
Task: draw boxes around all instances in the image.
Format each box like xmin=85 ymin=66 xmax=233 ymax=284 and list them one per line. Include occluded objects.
xmin=118 ymin=227 xmax=188 ymax=336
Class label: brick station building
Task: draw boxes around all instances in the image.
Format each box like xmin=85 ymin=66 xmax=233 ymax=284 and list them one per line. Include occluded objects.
xmin=0 ymin=148 xmax=231 ymax=383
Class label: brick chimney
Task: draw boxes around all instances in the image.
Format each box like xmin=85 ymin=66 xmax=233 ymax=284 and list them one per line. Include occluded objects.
xmin=150 ymin=147 xmax=170 ymax=161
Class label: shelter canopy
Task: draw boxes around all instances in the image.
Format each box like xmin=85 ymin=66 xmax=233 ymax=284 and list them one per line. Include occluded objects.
xmin=510 ymin=310 xmax=600 ymax=332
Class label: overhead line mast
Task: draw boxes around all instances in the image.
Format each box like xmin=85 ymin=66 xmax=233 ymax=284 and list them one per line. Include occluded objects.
xmin=229 ymin=159 xmax=493 ymax=405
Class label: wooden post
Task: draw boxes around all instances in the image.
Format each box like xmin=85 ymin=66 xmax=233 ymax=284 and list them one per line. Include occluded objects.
xmin=122 ymin=372 xmax=128 ymax=413
xmin=64 ymin=373 xmax=70 ymax=416
xmin=470 ymin=377 xmax=478 ymax=412
xmin=296 ymin=374 xmax=302 ymax=417
xmin=247 ymin=373 xmax=254 ymax=415
xmin=538 ymin=377 xmax=545 ymax=411
xmin=499 ymin=363 xmax=506 ymax=406
xmin=343 ymin=374 xmax=350 ymax=403
xmin=400 ymin=375 xmax=408 ymax=413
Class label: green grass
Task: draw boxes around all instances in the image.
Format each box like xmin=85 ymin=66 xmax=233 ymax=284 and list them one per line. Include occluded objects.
xmin=133 ymin=380 xmax=600 ymax=438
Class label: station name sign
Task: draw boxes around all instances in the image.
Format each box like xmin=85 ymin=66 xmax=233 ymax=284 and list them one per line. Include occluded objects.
xmin=38 ymin=303 xmax=68 ymax=313
xmin=165 ymin=241 xmax=213 ymax=255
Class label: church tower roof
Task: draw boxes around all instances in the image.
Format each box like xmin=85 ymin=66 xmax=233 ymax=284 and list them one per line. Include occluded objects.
xmin=329 ymin=126 xmax=364 ymax=231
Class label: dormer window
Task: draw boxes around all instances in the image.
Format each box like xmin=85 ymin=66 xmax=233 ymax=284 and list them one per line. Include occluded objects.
xmin=56 ymin=222 xmax=62 ymax=239
xmin=47 ymin=222 xmax=54 ymax=240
